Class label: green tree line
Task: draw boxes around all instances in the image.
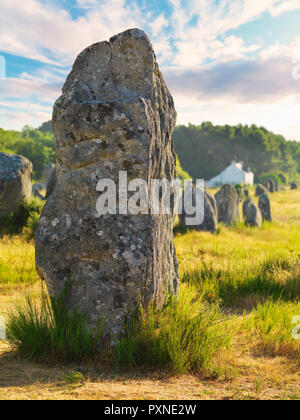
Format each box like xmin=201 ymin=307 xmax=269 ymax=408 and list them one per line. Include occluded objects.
xmin=1 ymin=121 xmax=299 ymax=183
xmin=0 ymin=125 xmax=55 ymax=180
xmin=174 ymin=123 xmax=300 ymax=182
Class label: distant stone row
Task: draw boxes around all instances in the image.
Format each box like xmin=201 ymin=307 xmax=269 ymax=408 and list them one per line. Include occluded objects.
xmin=256 ymin=179 xmax=297 ymax=195
xmin=179 ymin=184 xmax=273 ymax=232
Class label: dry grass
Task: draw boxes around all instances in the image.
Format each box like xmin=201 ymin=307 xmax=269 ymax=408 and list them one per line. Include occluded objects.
xmin=0 ymin=187 xmax=300 ymax=400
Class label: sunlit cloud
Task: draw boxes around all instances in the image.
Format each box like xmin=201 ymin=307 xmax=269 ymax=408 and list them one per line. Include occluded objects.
xmin=0 ymin=0 xmax=299 ymax=139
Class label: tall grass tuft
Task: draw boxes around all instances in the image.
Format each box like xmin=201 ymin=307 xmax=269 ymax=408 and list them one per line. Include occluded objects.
xmin=114 ymin=284 xmax=229 ymax=375
xmin=6 ymin=283 xmax=105 ymax=363
xmin=244 ymin=299 xmax=300 ymax=359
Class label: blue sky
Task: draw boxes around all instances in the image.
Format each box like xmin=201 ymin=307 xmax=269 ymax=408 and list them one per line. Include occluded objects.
xmin=0 ymin=0 xmax=300 ymax=139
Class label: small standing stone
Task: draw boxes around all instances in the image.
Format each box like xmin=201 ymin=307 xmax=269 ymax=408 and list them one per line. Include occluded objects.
xmin=179 ymin=189 xmax=218 ymax=233
xmin=42 ymin=163 xmax=55 ymax=185
xmin=242 ymin=197 xmax=252 ymax=219
xmin=46 ymin=167 xmax=57 ymax=199
xmin=266 ymin=179 xmax=275 ymax=193
xmin=255 ymin=184 xmax=268 ymax=196
xmin=0 ymin=152 xmax=32 ymax=216
xmin=215 ymin=184 xmax=240 ymax=226
xmin=32 ymin=183 xmax=45 ymax=200
xmin=258 ymin=194 xmax=272 ymax=222
xmin=244 ymin=201 xmax=262 ymax=228
xmin=291 ymin=182 xmax=298 ymax=190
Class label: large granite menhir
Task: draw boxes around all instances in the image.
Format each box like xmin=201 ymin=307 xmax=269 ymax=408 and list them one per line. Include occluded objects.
xmin=35 ymin=29 xmax=179 ymax=340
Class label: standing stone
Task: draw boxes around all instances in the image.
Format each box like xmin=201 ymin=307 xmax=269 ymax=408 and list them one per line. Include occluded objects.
xmin=32 ymin=183 xmax=45 ymax=200
xmin=242 ymin=197 xmax=252 ymax=219
xmin=179 ymin=189 xmax=218 ymax=233
xmin=258 ymin=194 xmax=272 ymax=222
xmin=266 ymin=179 xmax=275 ymax=193
xmin=291 ymin=182 xmax=298 ymax=190
xmin=45 ymin=167 xmax=57 ymax=199
xmin=255 ymin=184 xmax=268 ymax=196
xmin=214 ymin=184 xmax=240 ymax=226
xmin=200 ymin=191 xmax=218 ymax=233
xmin=244 ymin=201 xmax=262 ymax=228
xmin=0 ymin=153 xmax=32 ymax=216
xmin=35 ymin=29 xmax=179 ymax=340
xmin=42 ymin=163 xmax=55 ymax=185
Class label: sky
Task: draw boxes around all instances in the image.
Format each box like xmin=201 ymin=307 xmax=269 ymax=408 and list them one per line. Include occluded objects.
xmin=0 ymin=0 xmax=300 ymax=140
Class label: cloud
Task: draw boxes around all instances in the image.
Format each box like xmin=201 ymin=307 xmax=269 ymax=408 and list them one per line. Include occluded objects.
xmin=175 ymin=94 xmax=300 ymax=141
xmin=0 ymin=0 xmax=143 ymax=66
xmin=0 ymin=69 xmax=63 ymax=104
xmin=165 ymin=55 xmax=300 ymax=104
xmin=0 ymin=108 xmax=51 ymax=130
xmin=0 ymin=65 xmax=65 ymax=129
xmin=270 ymin=0 xmax=300 ymax=16
xmin=0 ymin=0 xmax=295 ymax=69
xmin=1 ymin=0 xmax=300 ymax=138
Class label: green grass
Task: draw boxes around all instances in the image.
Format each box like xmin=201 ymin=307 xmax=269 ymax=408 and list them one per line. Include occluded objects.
xmin=6 ymin=283 xmax=105 ymax=363
xmin=114 ymin=284 xmax=230 ymax=375
xmin=1 ymin=187 xmax=300 ymax=376
xmin=0 ymin=236 xmax=39 ymax=289
xmin=244 ymin=300 xmax=300 ymax=359
xmin=182 ymin=256 xmax=300 ymax=307
xmin=174 ymin=188 xmax=300 ymax=363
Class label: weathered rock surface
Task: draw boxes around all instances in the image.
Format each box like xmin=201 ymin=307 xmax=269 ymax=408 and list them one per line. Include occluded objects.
xmin=214 ymin=184 xmax=240 ymax=226
xmin=0 ymin=153 xmax=32 ymax=216
xmin=255 ymin=184 xmax=268 ymax=196
xmin=244 ymin=201 xmax=262 ymax=228
xmin=258 ymin=194 xmax=271 ymax=222
xmin=35 ymin=29 xmax=179 ymax=340
xmin=179 ymin=189 xmax=218 ymax=233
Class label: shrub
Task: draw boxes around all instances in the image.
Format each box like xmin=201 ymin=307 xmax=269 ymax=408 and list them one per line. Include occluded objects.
xmin=25 ymin=211 xmax=41 ymax=238
xmin=0 ymin=197 xmax=44 ymax=237
xmin=6 ymin=282 xmax=105 ymax=363
xmin=113 ymin=284 xmax=229 ymax=374
xmin=18 ymin=197 xmax=44 ymax=224
xmin=257 ymin=172 xmax=281 ymax=186
xmin=0 ymin=212 xmax=18 ymax=235
xmin=176 ymin=157 xmax=192 ymax=185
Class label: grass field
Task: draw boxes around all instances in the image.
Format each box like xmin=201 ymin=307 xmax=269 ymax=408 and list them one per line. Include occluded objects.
xmin=0 ymin=187 xmax=299 ymax=400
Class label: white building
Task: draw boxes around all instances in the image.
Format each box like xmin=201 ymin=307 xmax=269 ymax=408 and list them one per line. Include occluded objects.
xmin=206 ymin=161 xmax=254 ymax=187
